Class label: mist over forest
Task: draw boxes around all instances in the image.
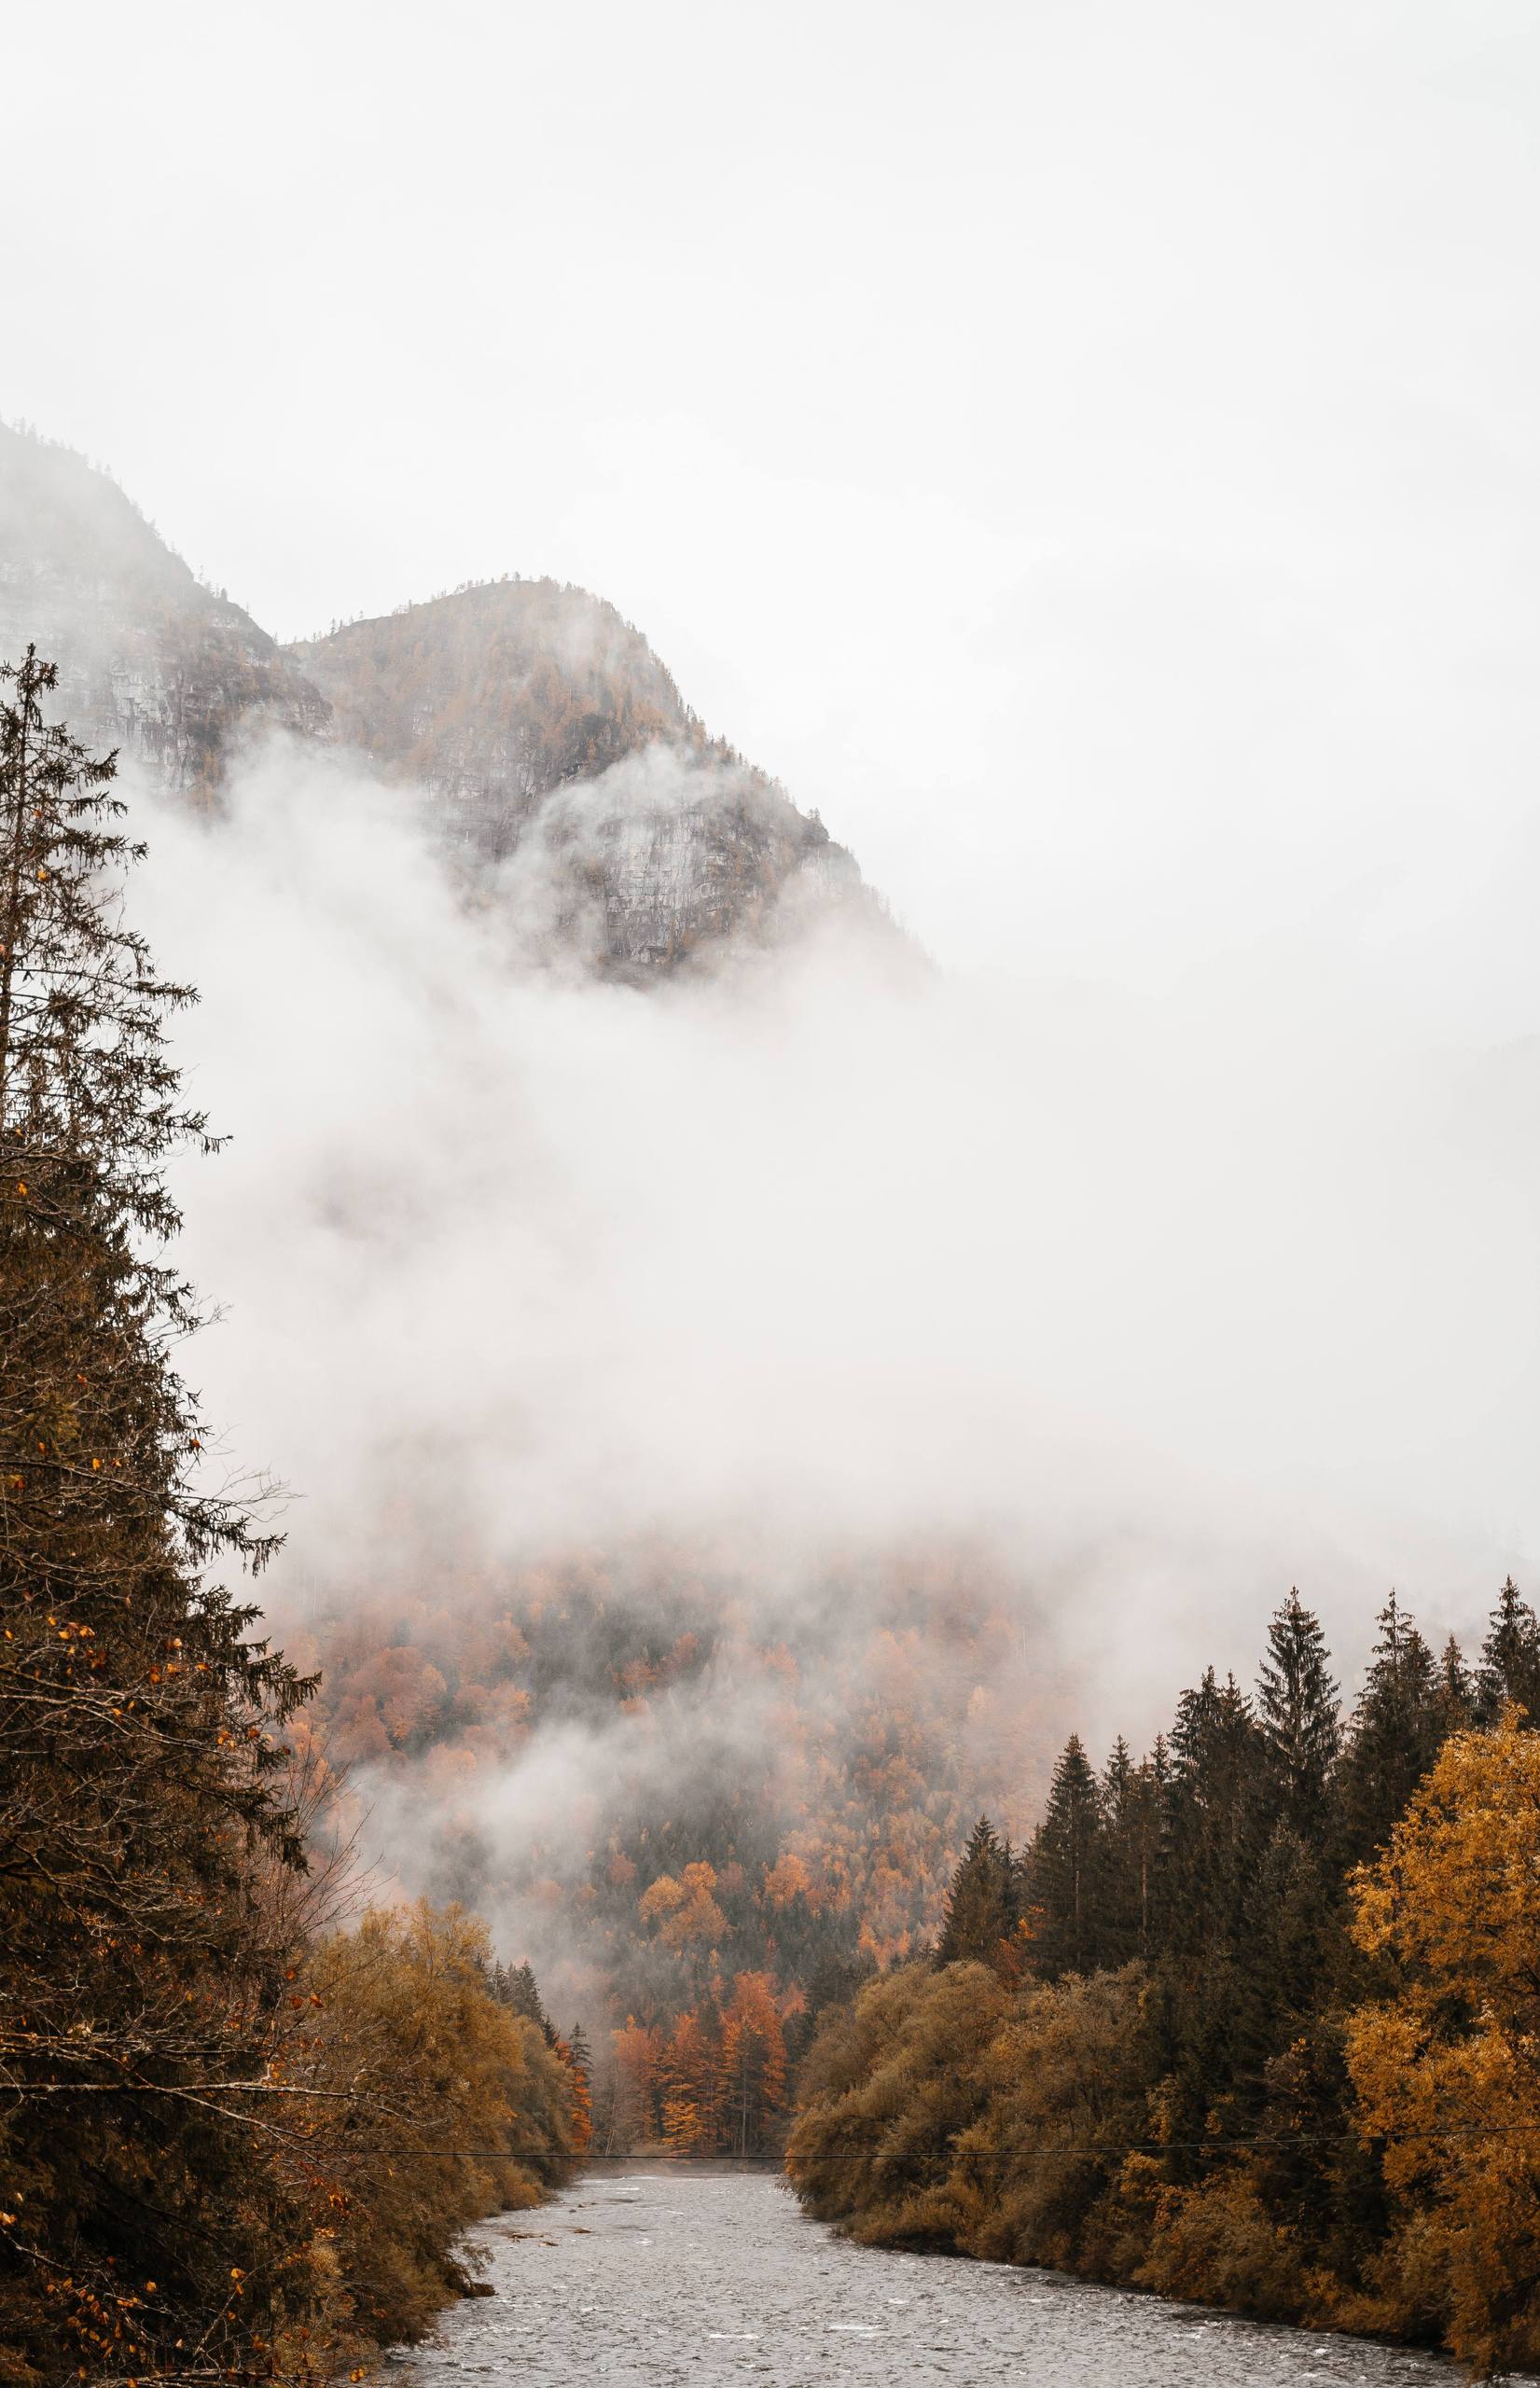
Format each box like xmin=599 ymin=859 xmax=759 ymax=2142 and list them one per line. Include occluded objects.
xmin=6 ymin=8 xmax=1540 ymax=2371
xmin=5 ymin=403 xmax=1536 ymax=2034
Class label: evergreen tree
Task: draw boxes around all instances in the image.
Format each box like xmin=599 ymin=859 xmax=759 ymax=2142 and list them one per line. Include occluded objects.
xmin=1475 ymin=1576 xmax=1540 ymax=1727
xmin=1023 ymin=1735 xmax=1104 ymax=1977
xmin=568 ymin=2020 xmax=593 ymax=2093
xmin=500 ymin=1956 xmax=557 ymax=2045
xmin=1099 ymin=1734 xmax=1167 ymax=1962
xmin=1256 ymin=1588 xmax=1340 ymax=1838
xmin=1336 ymin=1590 xmax=1444 ymax=1862
xmin=936 ymin=1814 xmax=1018 ymax=1969
xmin=1164 ymin=1669 xmax=1264 ymax=1949
xmin=1158 ymin=1671 xmax=1268 ymax=2146
xmin=1437 ymin=1632 xmax=1477 ymax=1732
xmin=0 ymin=650 xmax=315 ymax=2379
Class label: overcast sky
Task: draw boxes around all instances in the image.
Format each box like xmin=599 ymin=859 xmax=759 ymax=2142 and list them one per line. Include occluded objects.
xmin=6 ymin=1 xmax=1536 ymax=994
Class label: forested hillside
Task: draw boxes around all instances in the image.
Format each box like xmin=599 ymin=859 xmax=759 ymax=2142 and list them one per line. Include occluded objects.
xmin=287 ymin=580 xmax=866 ymax=971
xmin=788 ymin=1582 xmax=1540 ymax=2376
xmin=284 ymin=1544 xmax=1059 ymax=2155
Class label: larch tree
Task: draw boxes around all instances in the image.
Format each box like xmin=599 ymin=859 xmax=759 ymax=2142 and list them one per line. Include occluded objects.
xmin=715 ymin=1973 xmax=786 ymax=2158
xmin=1345 ymin=1712 xmax=1540 ymax=2375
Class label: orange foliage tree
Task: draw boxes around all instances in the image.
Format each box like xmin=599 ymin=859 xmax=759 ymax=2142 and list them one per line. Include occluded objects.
xmin=716 ymin=1973 xmax=788 ymax=2158
xmin=1344 ymin=1710 xmax=1540 ymax=2375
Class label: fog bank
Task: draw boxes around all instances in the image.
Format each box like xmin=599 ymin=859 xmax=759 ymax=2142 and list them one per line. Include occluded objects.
xmin=127 ymin=737 xmax=1540 ymax=1730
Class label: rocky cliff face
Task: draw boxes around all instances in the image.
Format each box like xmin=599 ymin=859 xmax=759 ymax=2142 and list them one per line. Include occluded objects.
xmin=1 ymin=423 xmax=879 ymax=971
xmin=0 ymin=424 xmax=329 ymax=798
xmin=287 ymin=582 xmax=867 ymax=973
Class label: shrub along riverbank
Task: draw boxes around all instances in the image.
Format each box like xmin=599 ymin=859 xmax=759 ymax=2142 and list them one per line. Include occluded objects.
xmin=787 ymin=1587 xmax=1540 ymax=2379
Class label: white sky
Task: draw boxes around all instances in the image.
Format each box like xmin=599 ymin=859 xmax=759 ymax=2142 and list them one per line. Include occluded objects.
xmin=8 ymin=0 xmax=1539 ymax=996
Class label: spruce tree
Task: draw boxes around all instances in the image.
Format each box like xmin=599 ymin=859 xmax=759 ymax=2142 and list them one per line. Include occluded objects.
xmin=1437 ymin=1632 xmax=1477 ymax=1732
xmin=1164 ymin=1668 xmax=1264 ymax=1948
xmin=504 ymin=1956 xmax=558 ymax=2045
xmin=1256 ymin=1588 xmax=1340 ymax=1839
xmin=936 ymin=1814 xmax=1017 ymax=1969
xmin=1336 ymin=1591 xmax=1444 ymax=1862
xmin=0 ymin=651 xmax=315 ymax=2380
xmin=1475 ymin=1576 xmax=1540 ymax=1727
xmin=1157 ymin=1671 xmax=1268 ymax=2146
xmin=1099 ymin=1734 xmax=1167 ymax=1962
xmin=1023 ymin=1734 xmax=1105 ymax=1976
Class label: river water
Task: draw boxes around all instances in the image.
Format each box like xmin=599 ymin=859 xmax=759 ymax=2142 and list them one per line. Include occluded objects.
xmin=386 ymin=2160 xmax=1462 ymax=2387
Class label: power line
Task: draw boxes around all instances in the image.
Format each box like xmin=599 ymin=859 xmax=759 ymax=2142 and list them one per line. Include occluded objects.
xmin=314 ymin=2118 xmax=1540 ymax=2161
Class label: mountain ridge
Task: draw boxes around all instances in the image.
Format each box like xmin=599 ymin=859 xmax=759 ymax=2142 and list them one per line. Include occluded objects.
xmin=0 ymin=421 xmax=879 ymax=974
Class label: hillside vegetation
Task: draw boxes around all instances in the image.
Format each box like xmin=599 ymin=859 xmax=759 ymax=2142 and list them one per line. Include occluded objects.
xmin=286 ymin=1544 xmax=1058 ymax=2155
xmin=787 ymin=1584 xmax=1540 ymax=2377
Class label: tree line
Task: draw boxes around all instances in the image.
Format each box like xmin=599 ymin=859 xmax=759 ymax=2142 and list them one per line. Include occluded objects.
xmin=787 ymin=1582 xmax=1540 ymax=2377
xmin=0 ymin=652 xmax=586 ymax=2386
xmin=595 ymin=1970 xmax=790 ymax=2159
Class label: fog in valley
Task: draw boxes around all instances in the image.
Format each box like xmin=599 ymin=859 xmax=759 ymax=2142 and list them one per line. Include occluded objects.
xmin=110 ymin=705 xmax=1540 ymax=1974
xmin=9 ymin=0 xmax=1540 ymax=2053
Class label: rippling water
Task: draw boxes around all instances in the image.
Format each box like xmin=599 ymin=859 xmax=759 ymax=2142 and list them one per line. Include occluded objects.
xmin=389 ymin=2160 xmax=1458 ymax=2386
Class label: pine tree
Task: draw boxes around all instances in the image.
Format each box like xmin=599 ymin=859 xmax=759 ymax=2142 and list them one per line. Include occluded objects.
xmin=500 ymin=1956 xmax=557 ymax=2045
xmin=1256 ymin=1588 xmax=1340 ymax=1837
xmin=1022 ymin=1735 xmax=1104 ymax=1977
xmin=0 ymin=651 xmax=315 ymax=2380
xmin=1155 ymin=1670 xmax=1269 ymax=2146
xmin=1100 ymin=1734 xmax=1167 ymax=1962
xmin=1437 ymin=1632 xmax=1477 ymax=1732
xmin=1336 ymin=1591 xmax=1444 ymax=1862
xmin=1475 ymin=1576 xmax=1540 ymax=1728
xmin=1164 ymin=1669 xmax=1264 ymax=1947
xmin=936 ymin=1814 xmax=1018 ymax=1969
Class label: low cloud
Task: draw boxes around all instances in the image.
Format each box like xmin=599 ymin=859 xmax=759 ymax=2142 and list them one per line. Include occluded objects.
xmin=126 ymin=732 xmax=1539 ymax=1753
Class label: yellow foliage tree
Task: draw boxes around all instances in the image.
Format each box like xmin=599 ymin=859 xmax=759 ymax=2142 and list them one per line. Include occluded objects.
xmin=1343 ymin=1711 xmax=1540 ymax=2376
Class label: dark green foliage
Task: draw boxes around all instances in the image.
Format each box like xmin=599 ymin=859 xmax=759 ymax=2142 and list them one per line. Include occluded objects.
xmin=1256 ymin=1588 xmax=1341 ymax=1839
xmin=494 ymin=1957 xmax=559 ymax=2046
xmin=1021 ymin=1735 xmax=1104 ymax=1976
xmin=1475 ymin=1575 xmax=1540 ymax=1726
xmin=1336 ymin=1592 xmax=1445 ymax=1863
xmin=1436 ymin=1631 xmax=1477 ymax=1730
xmin=936 ymin=1814 xmax=1019 ymax=1969
xmin=1098 ymin=1733 xmax=1167 ymax=1964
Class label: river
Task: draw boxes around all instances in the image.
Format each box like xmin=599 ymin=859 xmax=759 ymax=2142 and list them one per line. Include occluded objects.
xmin=385 ymin=2159 xmax=1462 ymax=2386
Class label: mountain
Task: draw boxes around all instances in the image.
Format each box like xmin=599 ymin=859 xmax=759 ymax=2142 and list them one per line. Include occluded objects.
xmin=0 ymin=422 xmax=878 ymax=972
xmin=0 ymin=423 xmax=328 ymax=795
xmin=286 ymin=579 xmax=867 ymax=974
